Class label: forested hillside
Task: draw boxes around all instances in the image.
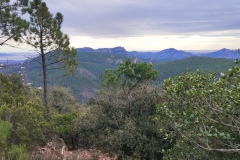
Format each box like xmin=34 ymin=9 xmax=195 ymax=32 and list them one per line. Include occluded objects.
xmin=1 ymin=53 xmax=235 ymax=102
xmin=1 ymin=59 xmax=239 ymax=159
xmin=154 ymin=56 xmax=234 ymax=83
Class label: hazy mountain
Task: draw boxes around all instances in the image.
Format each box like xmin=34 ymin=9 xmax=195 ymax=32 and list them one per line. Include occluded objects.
xmin=77 ymin=46 xmax=128 ymax=54
xmin=76 ymin=47 xmax=95 ymax=52
xmin=76 ymin=47 xmax=239 ymax=60
xmin=1 ymin=47 xmax=239 ymax=63
xmin=77 ymin=47 xmax=194 ymax=60
xmin=96 ymin=46 xmax=128 ymax=54
xmin=1 ymin=49 xmax=235 ymax=102
xmin=0 ymin=53 xmax=15 ymax=57
xmin=199 ymin=48 xmax=239 ymax=59
xmin=155 ymin=48 xmax=193 ymax=59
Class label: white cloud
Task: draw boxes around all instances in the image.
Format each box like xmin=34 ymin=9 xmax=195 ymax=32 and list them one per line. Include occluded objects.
xmin=70 ymin=33 xmax=240 ymax=51
xmin=2 ymin=0 xmax=240 ymax=52
xmin=44 ymin=0 xmax=240 ymax=37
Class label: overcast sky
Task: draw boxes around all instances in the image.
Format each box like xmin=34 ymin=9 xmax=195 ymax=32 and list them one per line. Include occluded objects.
xmin=2 ymin=0 xmax=240 ymax=52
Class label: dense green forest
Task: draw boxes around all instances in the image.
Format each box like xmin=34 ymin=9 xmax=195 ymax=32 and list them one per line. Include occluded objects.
xmin=154 ymin=56 xmax=235 ymax=83
xmin=1 ymin=58 xmax=240 ymax=159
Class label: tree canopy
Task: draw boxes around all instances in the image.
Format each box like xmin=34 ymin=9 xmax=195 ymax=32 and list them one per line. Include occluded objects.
xmin=156 ymin=68 xmax=240 ymax=159
xmin=101 ymin=59 xmax=157 ymax=94
xmin=0 ymin=0 xmax=28 ymax=46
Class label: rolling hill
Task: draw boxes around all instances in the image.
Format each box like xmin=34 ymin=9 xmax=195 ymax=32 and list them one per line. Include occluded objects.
xmin=1 ymin=51 xmax=135 ymax=101
xmin=154 ymin=56 xmax=235 ymax=84
xmin=0 ymin=49 xmax=236 ymax=102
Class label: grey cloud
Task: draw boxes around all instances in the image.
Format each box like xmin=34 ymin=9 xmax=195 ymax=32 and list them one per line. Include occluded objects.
xmin=44 ymin=0 xmax=240 ymax=37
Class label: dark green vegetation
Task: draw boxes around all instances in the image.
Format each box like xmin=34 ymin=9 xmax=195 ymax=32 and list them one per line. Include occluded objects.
xmin=154 ymin=56 xmax=235 ymax=83
xmin=1 ymin=59 xmax=240 ymax=159
xmin=0 ymin=73 xmax=83 ymax=159
xmin=78 ymin=60 xmax=166 ymax=159
xmin=1 ymin=57 xmax=240 ymax=159
xmin=156 ymin=66 xmax=240 ymax=159
xmin=1 ymin=0 xmax=78 ymax=109
xmin=0 ymin=0 xmax=28 ymax=46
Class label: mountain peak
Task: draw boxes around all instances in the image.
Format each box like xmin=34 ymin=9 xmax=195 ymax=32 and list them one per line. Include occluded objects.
xmin=156 ymin=48 xmax=193 ymax=59
xmin=220 ymin=48 xmax=230 ymax=51
xmin=96 ymin=46 xmax=127 ymax=54
xmin=77 ymin=47 xmax=95 ymax=52
xmin=77 ymin=46 xmax=127 ymax=54
xmin=201 ymin=48 xmax=239 ymax=59
xmin=167 ymin=48 xmax=177 ymax=51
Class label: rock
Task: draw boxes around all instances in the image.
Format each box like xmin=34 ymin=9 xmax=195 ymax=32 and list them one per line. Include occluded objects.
xmin=30 ymin=138 xmax=117 ymax=160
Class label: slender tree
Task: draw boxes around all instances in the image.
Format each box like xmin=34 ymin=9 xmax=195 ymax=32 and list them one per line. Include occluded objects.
xmin=0 ymin=0 xmax=28 ymax=46
xmin=22 ymin=0 xmax=78 ymax=108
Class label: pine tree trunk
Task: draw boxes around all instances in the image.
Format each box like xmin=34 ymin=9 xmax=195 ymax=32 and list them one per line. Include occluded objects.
xmin=41 ymin=52 xmax=48 ymax=109
xmin=40 ymin=29 xmax=49 ymax=111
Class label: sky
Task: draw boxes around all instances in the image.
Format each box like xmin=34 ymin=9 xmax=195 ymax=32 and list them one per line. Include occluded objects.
xmin=1 ymin=0 xmax=240 ymax=52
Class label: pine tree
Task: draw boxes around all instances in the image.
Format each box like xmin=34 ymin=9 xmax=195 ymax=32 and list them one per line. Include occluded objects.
xmin=23 ymin=0 xmax=78 ymax=108
xmin=0 ymin=0 xmax=28 ymax=46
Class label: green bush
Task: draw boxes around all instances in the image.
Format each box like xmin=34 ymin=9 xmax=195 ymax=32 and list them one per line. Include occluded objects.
xmin=156 ymin=69 xmax=240 ymax=159
xmin=77 ymin=60 xmax=170 ymax=159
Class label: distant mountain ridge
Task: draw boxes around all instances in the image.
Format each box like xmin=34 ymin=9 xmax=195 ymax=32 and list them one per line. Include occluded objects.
xmin=77 ymin=47 xmax=239 ymax=60
xmin=0 ymin=53 xmax=14 ymax=56
xmin=77 ymin=46 xmax=127 ymax=54
xmin=198 ymin=48 xmax=239 ymax=59
xmin=156 ymin=48 xmax=193 ymax=59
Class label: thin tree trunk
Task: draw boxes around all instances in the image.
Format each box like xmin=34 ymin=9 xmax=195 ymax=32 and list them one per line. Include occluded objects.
xmin=40 ymin=27 xmax=49 ymax=111
xmin=41 ymin=51 xmax=48 ymax=109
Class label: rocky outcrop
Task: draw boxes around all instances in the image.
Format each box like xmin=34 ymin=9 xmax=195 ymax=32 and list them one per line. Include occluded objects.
xmin=96 ymin=46 xmax=127 ymax=54
xmin=30 ymin=138 xmax=117 ymax=160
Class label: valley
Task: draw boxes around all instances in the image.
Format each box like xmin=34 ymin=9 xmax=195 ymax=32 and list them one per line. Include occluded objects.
xmin=0 ymin=47 xmax=237 ymax=102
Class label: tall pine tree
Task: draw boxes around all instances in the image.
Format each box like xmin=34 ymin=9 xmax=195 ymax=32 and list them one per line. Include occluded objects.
xmin=23 ymin=0 xmax=78 ymax=109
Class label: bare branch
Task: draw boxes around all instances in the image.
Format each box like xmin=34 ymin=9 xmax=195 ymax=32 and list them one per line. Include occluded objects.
xmin=46 ymin=66 xmax=65 ymax=72
xmin=182 ymin=134 xmax=240 ymax=153
xmin=45 ymin=60 xmax=63 ymax=67
xmin=25 ymin=56 xmax=42 ymax=65
xmin=0 ymin=35 xmax=14 ymax=46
